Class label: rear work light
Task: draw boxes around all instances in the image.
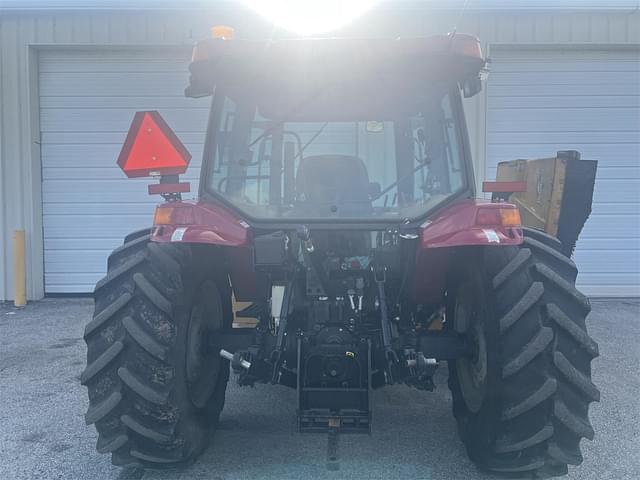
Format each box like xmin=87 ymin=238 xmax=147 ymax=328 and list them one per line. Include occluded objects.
xmin=191 ymin=25 xmax=234 ymax=62
xmin=476 ymin=207 xmax=522 ymax=227
xmin=211 ymin=25 xmax=234 ymax=40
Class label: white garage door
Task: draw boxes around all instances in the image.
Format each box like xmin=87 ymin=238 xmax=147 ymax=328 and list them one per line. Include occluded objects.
xmin=487 ymin=47 xmax=640 ymax=296
xmin=40 ymin=49 xmax=209 ymax=293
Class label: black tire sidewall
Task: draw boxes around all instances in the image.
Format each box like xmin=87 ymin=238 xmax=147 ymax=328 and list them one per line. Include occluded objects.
xmin=448 ymin=247 xmax=512 ymax=463
xmin=165 ymin=244 xmax=231 ymax=460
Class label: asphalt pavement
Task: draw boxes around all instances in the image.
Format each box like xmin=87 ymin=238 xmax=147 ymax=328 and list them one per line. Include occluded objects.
xmin=0 ymin=298 xmax=638 ymax=480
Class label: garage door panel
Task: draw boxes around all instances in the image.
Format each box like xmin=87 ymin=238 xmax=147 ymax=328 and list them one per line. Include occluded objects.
xmin=592 ymin=179 xmax=640 ymax=204
xmin=45 ymin=237 xmax=144 ymax=251
xmin=489 ymin=95 xmax=640 ymax=109
xmin=487 ymin=144 xmax=640 ymax=170
xmin=43 ymin=166 xmax=202 ymax=181
xmin=487 ymin=130 xmax=639 ymax=145
xmin=488 ymin=83 xmax=640 ymax=97
xmin=590 ymin=203 xmax=640 ymax=216
xmin=41 ymin=131 xmax=205 ymax=145
xmin=41 ymin=95 xmax=209 ymax=109
xmin=40 ymin=57 xmax=191 ymax=73
xmin=575 ymin=237 xmax=640 ymax=251
xmin=577 ymin=276 xmax=640 ymax=297
xmin=42 ymin=190 xmax=155 ymax=206
xmin=42 ymin=143 xmax=205 ymax=158
xmin=489 ymin=71 xmax=640 ymax=88
xmin=43 ymin=167 xmax=131 ymax=180
xmin=491 ymin=63 xmax=640 ymax=73
xmin=42 ymin=175 xmax=202 ymax=197
xmin=43 ymin=202 xmax=156 ymax=216
xmin=40 ymin=72 xmax=190 ymax=97
xmin=573 ymin=249 xmax=640 ymax=273
xmin=489 ymin=108 xmax=639 ymax=132
xmin=42 ymin=180 xmax=175 ymax=203
xmin=45 ymin=250 xmax=126 ymax=273
xmin=575 ymin=272 xmax=640 ymax=284
xmin=487 ymin=48 xmax=640 ymax=295
xmin=45 ymin=273 xmax=116 ymax=293
xmin=42 ymin=144 xmax=122 ymax=167
xmin=42 ymin=145 xmax=204 ymax=170
xmin=580 ymin=215 xmax=640 ymax=238
xmin=43 ymin=214 xmax=153 ymax=235
xmin=40 ymin=49 xmax=209 ymax=293
xmin=41 ymin=107 xmax=209 ymax=133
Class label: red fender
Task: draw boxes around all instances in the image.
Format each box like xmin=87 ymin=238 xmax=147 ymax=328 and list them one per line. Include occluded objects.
xmin=420 ymin=199 xmax=523 ymax=248
xmin=413 ymin=199 xmax=523 ymax=303
xmin=150 ymin=200 xmax=257 ymax=300
xmin=150 ymin=201 xmax=249 ymax=247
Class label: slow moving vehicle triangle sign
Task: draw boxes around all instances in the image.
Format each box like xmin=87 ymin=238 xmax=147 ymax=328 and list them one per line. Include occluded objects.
xmin=117 ymin=111 xmax=192 ymax=178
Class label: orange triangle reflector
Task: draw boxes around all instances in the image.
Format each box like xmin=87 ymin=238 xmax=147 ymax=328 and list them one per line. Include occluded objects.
xmin=117 ymin=111 xmax=191 ymax=178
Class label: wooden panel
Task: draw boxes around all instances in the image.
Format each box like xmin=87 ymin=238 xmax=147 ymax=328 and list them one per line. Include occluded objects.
xmin=495 ymin=157 xmax=561 ymax=232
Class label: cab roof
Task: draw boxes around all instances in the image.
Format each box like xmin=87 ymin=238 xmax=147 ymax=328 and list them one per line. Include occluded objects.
xmin=186 ymin=34 xmax=486 ymax=112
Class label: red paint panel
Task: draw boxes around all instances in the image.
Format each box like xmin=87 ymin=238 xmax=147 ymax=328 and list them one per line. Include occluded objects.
xmin=151 ymin=201 xmax=249 ymax=247
xmin=421 ymin=200 xmax=523 ymax=249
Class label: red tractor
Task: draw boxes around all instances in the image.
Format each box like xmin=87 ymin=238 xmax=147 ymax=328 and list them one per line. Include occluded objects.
xmin=82 ymin=30 xmax=599 ymax=477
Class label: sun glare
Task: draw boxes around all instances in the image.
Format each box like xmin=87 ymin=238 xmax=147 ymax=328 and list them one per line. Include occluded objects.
xmin=241 ymin=0 xmax=381 ymax=35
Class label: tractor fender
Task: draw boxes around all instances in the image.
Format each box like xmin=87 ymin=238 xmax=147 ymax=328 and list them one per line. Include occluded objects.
xmin=413 ymin=199 xmax=523 ymax=304
xmin=150 ymin=201 xmax=258 ymax=301
xmin=150 ymin=201 xmax=250 ymax=247
xmin=420 ymin=199 xmax=523 ymax=249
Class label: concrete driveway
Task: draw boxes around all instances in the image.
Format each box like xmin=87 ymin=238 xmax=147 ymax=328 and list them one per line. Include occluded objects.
xmin=0 ymin=298 xmax=638 ymax=480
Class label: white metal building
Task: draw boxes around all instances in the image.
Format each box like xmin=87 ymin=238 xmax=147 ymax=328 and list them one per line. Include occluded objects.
xmin=0 ymin=1 xmax=639 ymax=300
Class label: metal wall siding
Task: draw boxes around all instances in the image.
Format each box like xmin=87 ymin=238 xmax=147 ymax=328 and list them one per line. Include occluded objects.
xmin=0 ymin=9 xmax=639 ymax=298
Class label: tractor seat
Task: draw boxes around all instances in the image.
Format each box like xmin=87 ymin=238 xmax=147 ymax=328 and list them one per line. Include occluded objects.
xmin=295 ymin=155 xmax=372 ymax=215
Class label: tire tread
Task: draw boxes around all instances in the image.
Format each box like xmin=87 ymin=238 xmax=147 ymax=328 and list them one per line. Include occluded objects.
xmin=450 ymin=230 xmax=599 ymax=478
xmin=80 ymin=341 xmax=124 ymax=385
xmin=84 ymin=234 xmax=229 ymax=468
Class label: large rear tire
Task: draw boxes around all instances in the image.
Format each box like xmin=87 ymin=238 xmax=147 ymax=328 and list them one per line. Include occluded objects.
xmin=82 ymin=234 xmax=232 ymax=468
xmin=448 ymin=231 xmax=599 ymax=478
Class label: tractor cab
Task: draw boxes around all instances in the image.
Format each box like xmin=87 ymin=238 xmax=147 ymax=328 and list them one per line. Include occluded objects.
xmin=188 ymin=33 xmax=486 ymax=226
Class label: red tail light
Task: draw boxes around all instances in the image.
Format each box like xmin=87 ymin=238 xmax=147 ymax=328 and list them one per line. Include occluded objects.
xmin=117 ymin=111 xmax=191 ymax=178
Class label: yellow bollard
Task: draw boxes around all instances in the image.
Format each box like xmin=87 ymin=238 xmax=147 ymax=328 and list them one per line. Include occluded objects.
xmin=13 ymin=229 xmax=26 ymax=307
